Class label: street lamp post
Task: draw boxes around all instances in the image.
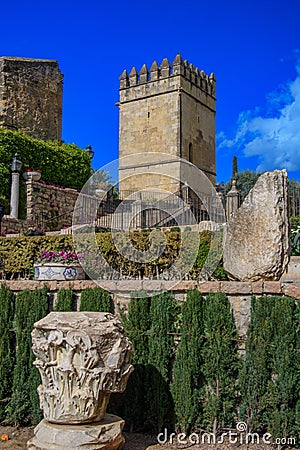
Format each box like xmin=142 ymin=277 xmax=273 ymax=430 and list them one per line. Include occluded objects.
xmin=10 ymin=153 xmax=22 ymax=219
xmin=85 ymin=145 xmax=95 ymax=161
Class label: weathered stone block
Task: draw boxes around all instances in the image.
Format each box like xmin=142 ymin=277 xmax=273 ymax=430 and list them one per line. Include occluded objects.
xmin=220 ymin=281 xmax=252 ymax=294
xmin=223 ymin=170 xmax=290 ymax=281
xmin=263 ymin=281 xmax=282 ymax=294
xmin=282 ymin=283 xmax=300 ymax=299
xmin=197 ymin=281 xmax=221 ymax=293
xmin=0 ymin=57 xmax=63 ymax=141
xmin=27 ymin=415 xmax=125 ymax=450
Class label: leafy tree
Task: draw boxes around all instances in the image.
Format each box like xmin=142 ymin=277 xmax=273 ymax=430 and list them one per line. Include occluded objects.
xmin=224 ymin=169 xmax=262 ymax=202
xmin=201 ymin=292 xmax=240 ymax=433
xmin=91 ymin=169 xmax=115 ymax=191
xmin=55 ymin=287 xmax=75 ymax=311
xmin=0 ymin=129 xmax=91 ymax=214
xmin=6 ymin=288 xmax=48 ymax=425
xmin=171 ymin=289 xmax=205 ymax=433
xmin=0 ymin=285 xmax=15 ymax=421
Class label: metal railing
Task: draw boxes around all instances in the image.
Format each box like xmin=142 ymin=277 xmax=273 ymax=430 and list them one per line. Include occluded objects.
xmin=32 ymin=183 xmax=300 ymax=233
xmin=290 ymin=185 xmax=300 ymax=217
xmin=94 ymin=189 xmax=225 ymax=230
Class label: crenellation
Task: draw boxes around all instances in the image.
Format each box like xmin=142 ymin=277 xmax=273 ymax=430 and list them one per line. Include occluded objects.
xmin=150 ymin=60 xmax=159 ymax=81
xmin=119 ymin=69 xmax=129 ymax=89
xmin=172 ymin=53 xmax=184 ymax=75
xmin=139 ymin=63 xmax=148 ymax=83
xmin=119 ymin=54 xmax=215 ymax=100
xmin=190 ymin=63 xmax=196 ymax=83
xmin=195 ymin=67 xmax=200 ymax=86
xmin=161 ymin=57 xmax=171 ymax=77
xmin=129 ymin=67 xmax=138 ymax=86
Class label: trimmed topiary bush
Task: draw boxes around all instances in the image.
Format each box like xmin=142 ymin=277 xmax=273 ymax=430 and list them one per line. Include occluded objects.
xmin=117 ymin=291 xmax=152 ymax=431
xmin=147 ymin=291 xmax=177 ymax=432
xmin=80 ymin=287 xmax=113 ymax=313
xmin=55 ymin=287 xmax=75 ymax=311
xmin=171 ymin=289 xmax=205 ymax=433
xmin=201 ymin=292 xmax=240 ymax=433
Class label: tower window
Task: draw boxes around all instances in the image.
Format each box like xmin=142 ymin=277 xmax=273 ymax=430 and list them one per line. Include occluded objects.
xmin=188 ymin=143 xmax=193 ymax=163
xmin=148 ymin=111 xmax=150 ymax=118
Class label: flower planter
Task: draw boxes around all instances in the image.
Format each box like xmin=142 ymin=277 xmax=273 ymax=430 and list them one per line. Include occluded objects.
xmin=34 ymin=262 xmax=85 ymax=281
xmin=23 ymin=170 xmax=41 ymax=181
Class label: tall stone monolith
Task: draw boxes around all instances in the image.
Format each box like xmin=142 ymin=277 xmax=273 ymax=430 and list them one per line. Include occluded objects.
xmin=223 ymin=170 xmax=290 ymax=281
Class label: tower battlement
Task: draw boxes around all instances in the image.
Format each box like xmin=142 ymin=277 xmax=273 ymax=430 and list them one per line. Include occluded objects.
xmin=118 ymin=54 xmax=216 ymax=192
xmin=119 ymin=54 xmax=216 ymax=100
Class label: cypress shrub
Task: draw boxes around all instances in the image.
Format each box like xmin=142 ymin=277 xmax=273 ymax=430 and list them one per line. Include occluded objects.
xmin=266 ymin=296 xmax=300 ymax=440
xmin=147 ymin=291 xmax=177 ymax=432
xmin=6 ymin=288 xmax=48 ymax=425
xmin=80 ymin=287 xmax=113 ymax=312
xmin=295 ymin=300 xmax=300 ymax=435
xmin=55 ymin=288 xmax=75 ymax=311
xmin=117 ymin=291 xmax=151 ymax=431
xmin=171 ymin=289 xmax=205 ymax=433
xmin=240 ymin=295 xmax=272 ymax=432
xmin=201 ymin=292 xmax=240 ymax=433
xmin=240 ymin=295 xmax=300 ymax=439
xmin=0 ymin=285 xmax=15 ymax=421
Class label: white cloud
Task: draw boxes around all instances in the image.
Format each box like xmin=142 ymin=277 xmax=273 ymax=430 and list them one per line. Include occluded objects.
xmin=218 ymin=58 xmax=300 ymax=173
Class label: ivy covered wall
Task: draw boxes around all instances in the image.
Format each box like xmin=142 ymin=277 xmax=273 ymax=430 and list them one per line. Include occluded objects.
xmin=0 ymin=129 xmax=91 ymax=214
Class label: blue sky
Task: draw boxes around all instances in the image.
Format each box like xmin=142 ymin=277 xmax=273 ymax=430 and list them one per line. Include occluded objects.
xmin=1 ymin=0 xmax=300 ymax=183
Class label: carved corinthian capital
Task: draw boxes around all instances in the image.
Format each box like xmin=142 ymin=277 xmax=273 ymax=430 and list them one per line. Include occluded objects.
xmin=31 ymin=312 xmax=133 ymax=424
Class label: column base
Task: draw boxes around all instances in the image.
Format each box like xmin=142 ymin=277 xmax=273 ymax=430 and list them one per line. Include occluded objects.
xmin=27 ymin=414 xmax=125 ymax=450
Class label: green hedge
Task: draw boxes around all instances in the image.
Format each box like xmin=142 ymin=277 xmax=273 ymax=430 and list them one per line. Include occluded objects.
xmin=0 ymin=129 xmax=91 ymax=214
xmin=0 ymin=231 xmax=227 ymax=280
xmin=119 ymin=292 xmax=300 ymax=441
xmin=0 ymin=285 xmax=299 ymax=440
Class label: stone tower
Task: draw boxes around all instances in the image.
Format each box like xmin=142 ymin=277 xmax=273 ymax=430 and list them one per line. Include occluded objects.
xmin=118 ymin=54 xmax=216 ymax=193
xmin=0 ymin=57 xmax=63 ymax=141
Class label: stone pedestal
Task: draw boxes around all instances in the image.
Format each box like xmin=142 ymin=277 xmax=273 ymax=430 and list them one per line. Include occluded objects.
xmin=27 ymin=415 xmax=125 ymax=450
xmin=27 ymin=312 xmax=133 ymax=449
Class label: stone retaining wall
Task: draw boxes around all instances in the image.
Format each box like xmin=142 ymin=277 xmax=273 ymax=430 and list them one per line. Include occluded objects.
xmin=26 ymin=180 xmax=79 ymax=230
xmin=2 ymin=216 xmax=25 ymax=234
xmin=4 ymin=280 xmax=300 ymax=337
